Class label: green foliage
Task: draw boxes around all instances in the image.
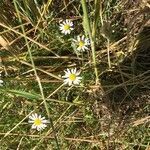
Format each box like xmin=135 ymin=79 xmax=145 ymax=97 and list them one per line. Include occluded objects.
xmin=0 ymin=0 xmax=150 ymax=149
xmin=6 ymin=89 xmax=41 ymax=100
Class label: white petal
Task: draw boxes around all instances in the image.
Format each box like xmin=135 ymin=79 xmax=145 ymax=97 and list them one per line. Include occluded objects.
xmin=0 ymin=80 xmax=3 ymax=86
xmin=73 ymin=68 xmax=77 ymax=74
xmin=73 ymin=39 xmax=77 ymax=42
xmin=59 ymin=24 xmax=64 ymax=28
xmin=85 ymin=39 xmax=90 ymax=44
xmin=64 ymin=31 xmax=68 ymax=35
xmin=28 ymin=116 xmax=33 ymax=120
xmin=64 ymin=79 xmax=69 ymax=84
xmin=76 ymin=71 xmax=80 ymax=76
xmin=42 ymin=124 xmax=47 ymax=128
xmin=84 ymin=46 xmax=88 ymax=50
xmin=66 ymin=68 xmax=71 ymax=74
xmin=64 ymin=71 xmax=70 ymax=76
xmin=28 ymin=120 xmax=34 ymax=123
xmin=63 ymin=21 xmax=66 ymax=25
xmin=62 ymin=75 xmax=68 ymax=78
xmin=37 ymin=126 xmax=42 ymax=131
xmin=38 ymin=115 xmax=42 ymax=119
xmin=76 ymin=76 xmax=82 ymax=80
xmin=29 ymin=114 xmax=35 ymax=120
xmin=77 ymin=36 xmax=80 ymax=41
xmin=70 ymin=68 xmax=74 ymax=74
xmin=82 ymin=35 xmax=85 ymax=40
xmin=73 ymin=79 xmax=80 ymax=85
xmin=77 ymin=47 xmax=82 ymax=51
xmin=34 ymin=113 xmax=38 ymax=119
xmin=70 ymin=22 xmax=73 ymax=26
xmin=41 ymin=117 xmax=45 ymax=120
xmin=68 ymin=80 xmax=73 ymax=86
xmin=67 ymin=30 xmax=71 ymax=34
xmin=64 ymin=70 xmax=68 ymax=74
xmin=31 ymin=124 xmax=37 ymax=129
xmin=37 ymin=124 xmax=46 ymax=131
xmin=66 ymin=20 xmax=69 ymax=24
xmin=42 ymin=120 xmax=49 ymax=123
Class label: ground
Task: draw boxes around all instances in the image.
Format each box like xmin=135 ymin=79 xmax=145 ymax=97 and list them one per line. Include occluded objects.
xmin=0 ymin=0 xmax=150 ymax=150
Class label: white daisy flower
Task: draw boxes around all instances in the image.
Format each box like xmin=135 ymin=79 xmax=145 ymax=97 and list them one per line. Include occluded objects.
xmin=0 ymin=74 xmax=3 ymax=86
xmin=0 ymin=80 xmax=3 ymax=86
xmin=59 ymin=19 xmax=74 ymax=35
xmin=28 ymin=113 xmax=49 ymax=131
xmin=73 ymin=35 xmax=90 ymax=52
xmin=62 ymin=68 xmax=82 ymax=86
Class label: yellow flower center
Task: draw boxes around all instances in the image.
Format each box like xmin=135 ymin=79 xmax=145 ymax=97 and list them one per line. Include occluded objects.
xmin=79 ymin=41 xmax=85 ymax=48
xmin=64 ymin=25 xmax=70 ymax=30
xmin=69 ymin=74 xmax=76 ymax=81
xmin=34 ymin=118 xmax=42 ymax=126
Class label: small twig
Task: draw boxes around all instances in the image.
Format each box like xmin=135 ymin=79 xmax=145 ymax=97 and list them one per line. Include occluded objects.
xmin=106 ymin=38 xmax=111 ymax=69
xmin=0 ymin=23 xmax=59 ymax=57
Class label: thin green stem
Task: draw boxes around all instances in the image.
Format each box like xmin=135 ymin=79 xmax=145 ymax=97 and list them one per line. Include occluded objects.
xmin=107 ymin=38 xmax=111 ymax=69
xmin=13 ymin=1 xmax=60 ymax=149
xmin=81 ymin=0 xmax=99 ymax=85
xmin=92 ymin=0 xmax=100 ymax=40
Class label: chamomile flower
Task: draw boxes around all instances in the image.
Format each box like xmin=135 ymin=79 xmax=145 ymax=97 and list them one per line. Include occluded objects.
xmin=59 ymin=19 xmax=74 ymax=35
xmin=0 ymin=74 xmax=3 ymax=86
xmin=62 ymin=68 xmax=82 ymax=86
xmin=73 ymin=35 xmax=90 ymax=52
xmin=0 ymin=80 xmax=3 ymax=86
xmin=28 ymin=113 xmax=49 ymax=131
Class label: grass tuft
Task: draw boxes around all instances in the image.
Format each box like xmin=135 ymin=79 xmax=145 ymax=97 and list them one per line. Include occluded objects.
xmin=0 ymin=0 xmax=150 ymax=149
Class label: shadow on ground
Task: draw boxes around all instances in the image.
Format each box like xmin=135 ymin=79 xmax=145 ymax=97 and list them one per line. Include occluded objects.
xmin=99 ymin=26 xmax=150 ymax=120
